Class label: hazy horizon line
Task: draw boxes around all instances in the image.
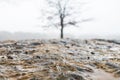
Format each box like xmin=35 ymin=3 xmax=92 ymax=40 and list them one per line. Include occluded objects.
xmin=0 ymin=31 xmax=120 ymax=41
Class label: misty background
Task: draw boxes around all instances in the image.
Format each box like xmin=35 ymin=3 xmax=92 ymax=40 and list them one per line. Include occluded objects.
xmin=0 ymin=0 xmax=120 ymax=40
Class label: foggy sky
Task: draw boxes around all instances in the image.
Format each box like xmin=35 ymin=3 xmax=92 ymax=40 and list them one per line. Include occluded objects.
xmin=0 ymin=0 xmax=120 ymax=38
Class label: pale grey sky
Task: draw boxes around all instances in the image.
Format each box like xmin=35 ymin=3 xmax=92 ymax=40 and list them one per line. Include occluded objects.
xmin=0 ymin=0 xmax=120 ymax=36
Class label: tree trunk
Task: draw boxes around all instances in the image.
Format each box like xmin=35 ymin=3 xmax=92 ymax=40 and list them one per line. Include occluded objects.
xmin=60 ymin=14 xmax=64 ymax=39
xmin=61 ymin=26 xmax=64 ymax=39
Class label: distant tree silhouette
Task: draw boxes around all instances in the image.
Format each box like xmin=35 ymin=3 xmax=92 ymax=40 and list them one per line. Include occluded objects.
xmin=43 ymin=0 xmax=92 ymax=39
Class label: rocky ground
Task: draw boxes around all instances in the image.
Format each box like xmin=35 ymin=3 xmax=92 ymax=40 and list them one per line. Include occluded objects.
xmin=0 ymin=39 xmax=120 ymax=80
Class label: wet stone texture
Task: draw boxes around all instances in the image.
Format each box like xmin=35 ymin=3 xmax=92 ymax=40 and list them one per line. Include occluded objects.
xmin=0 ymin=39 xmax=120 ymax=80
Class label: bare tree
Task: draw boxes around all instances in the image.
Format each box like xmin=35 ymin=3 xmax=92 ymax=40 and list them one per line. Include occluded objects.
xmin=43 ymin=0 xmax=92 ymax=39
